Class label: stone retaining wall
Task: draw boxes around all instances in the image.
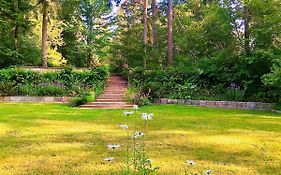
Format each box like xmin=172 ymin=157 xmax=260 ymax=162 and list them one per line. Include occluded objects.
xmin=154 ymin=98 xmax=276 ymax=110
xmin=0 ymin=96 xmax=69 ymax=103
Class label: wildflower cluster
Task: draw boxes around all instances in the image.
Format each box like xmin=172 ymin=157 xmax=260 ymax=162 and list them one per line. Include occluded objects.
xmin=103 ymin=106 xmax=159 ymax=174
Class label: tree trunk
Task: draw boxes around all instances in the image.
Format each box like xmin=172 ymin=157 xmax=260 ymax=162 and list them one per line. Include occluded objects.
xmin=151 ymin=0 xmax=157 ymax=47
xmin=244 ymin=4 xmax=250 ymax=55
xmin=14 ymin=0 xmax=19 ymax=52
xmin=167 ymin=0 xmax=173 ymax=65
xmin=143 ymin=0 xmax=148 ymax=68
xmin=41 ymin=0 xmax=48 ymax=67
xmin=87 ymin=47 xmax=93 ymax=67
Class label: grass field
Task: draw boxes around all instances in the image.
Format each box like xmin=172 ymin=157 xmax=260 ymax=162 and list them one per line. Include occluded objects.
xmin=0 ymin=103 xmax=280 ymax=175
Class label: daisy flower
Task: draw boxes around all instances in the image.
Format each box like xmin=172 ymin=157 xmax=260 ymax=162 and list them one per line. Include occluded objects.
xmin=107 ymin=144 xmax=120 ymax=150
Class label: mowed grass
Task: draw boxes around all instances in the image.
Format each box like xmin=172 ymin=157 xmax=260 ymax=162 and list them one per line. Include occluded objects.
xmin=0 ymin=103 xmax=281 ymax=175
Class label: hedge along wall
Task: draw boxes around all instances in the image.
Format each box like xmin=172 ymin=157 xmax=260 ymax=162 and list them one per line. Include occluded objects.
xmin=0 ymin=67 xmax=109 ymax=97
xmin=128 ymin=68 xmax=280 ymax=103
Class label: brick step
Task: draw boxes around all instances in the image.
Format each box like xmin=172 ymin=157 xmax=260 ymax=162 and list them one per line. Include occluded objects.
xmin=107 ymin=80 xmax=127 ymax=82
xmin=99 ymin=94 xmax=124 ymax=98
xmin=108 ymin=76 xmax=126 ymax=80
xmin=107 ymin=78 xmax=127 ymax=81
xmin=106 ymin=83 xmax=127 ymax=86
xmin=106 ymin=84 xmax=127 ymax=86
xmin=103 ymin=90 xmax=126 ymax=94
xmin=104 ymin=87 xmax=127 ymax=92
xmin=105 ymin=87 xmax=127 ymax=89
xmin=95 ymin=99 xmax=126 ymax=102
xmin=106 ymin=80 xmax=127 ymax=83
xmin=81 ymin=104 xmax=135 ymax=109
xmin=81 ymin=75 xmax=134 ymax=109
xmin=100 ymin=93 xmax=124 ymax=95
xmin=87 ymin=102 xmax=129 ymax=105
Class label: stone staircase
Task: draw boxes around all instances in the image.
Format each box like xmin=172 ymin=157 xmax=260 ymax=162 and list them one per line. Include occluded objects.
xmin=81 ymin=75 xmax=135 ymax=109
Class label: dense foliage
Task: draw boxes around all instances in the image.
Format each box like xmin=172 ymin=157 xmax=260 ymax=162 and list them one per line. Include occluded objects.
xmin=128 ymin=66 xmax=280 ymax=103
xmin=112 ymin=0 xmax=281 ymax=103
xmin=0 ymin=66 xmax=109 ymax=97
xmin=0 ymin=0 xmax=113 ymax=68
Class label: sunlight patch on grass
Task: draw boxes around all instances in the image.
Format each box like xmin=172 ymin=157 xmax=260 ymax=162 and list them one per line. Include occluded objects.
xmin=0 ymin=123 xmax=12 ymax=136
xmin=21 ymin=120 xmax=123 ymax=136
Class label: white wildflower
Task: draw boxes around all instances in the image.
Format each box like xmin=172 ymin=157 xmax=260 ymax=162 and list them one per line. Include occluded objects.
xmin=104 ymin=157 xmax=115 ymax=161
xmin=133 ymin=105 xmax=138 ymax=110
xmin=188 ymin=160 xmax=196 ymax=165
xmin=141 ymin=113 xmax=153 ymax=120
xmin=145 ymin=159 xmax=152 ymax=166
xmin=107 ymin=144 xmax=120 ymax=150
xmin=205 ymin=170 xmax=212 ymax=175
xmin=132 ymin=131 xmax=144 ymax=139
xmin=120 ymin=124 xmax=129 ymax=130
xmin=124 ymin=111 xmax=134 ymax=116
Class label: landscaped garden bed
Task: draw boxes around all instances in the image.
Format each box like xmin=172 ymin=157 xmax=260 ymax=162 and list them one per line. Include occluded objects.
xmin=0 ymin=67 xmax=109 ymax=105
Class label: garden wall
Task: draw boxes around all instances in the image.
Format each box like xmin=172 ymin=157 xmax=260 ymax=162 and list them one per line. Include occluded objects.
xmin=0 ymin=96 xmax=69 ymax=103
xmin=154 ymin=98 xmax=276 ymax=110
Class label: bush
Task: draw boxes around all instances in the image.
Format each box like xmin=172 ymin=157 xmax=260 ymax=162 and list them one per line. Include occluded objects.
xmin=0 ymin=82 xmax=17 ymax=96
xmin=68 ymin=97 xmax=87 ymax=107
xmin=0 ymin=67 xmax=109 ymax=97
xmin=68 ymin=91 xmax=95 ymax=107
xmin=17 ymin=84 xmax=35 ymax=96
xmin=275 ymin=103 xmax=281 ymax=110
xmin=35 ymin=85 xmax=65 ymax=96
xmin=128 ymin=67 xmax=278 ymax=103
xmin=125 ymin=86 xmax=151 ymax=106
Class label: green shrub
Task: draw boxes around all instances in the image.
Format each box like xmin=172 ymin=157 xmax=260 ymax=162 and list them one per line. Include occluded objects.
xmin=84 ymin=91 xmax=95 ymax=102
xmin=135 ymin=96 xmax=152 ymax=106
xmin=68 ymin=97 xmax=87 ymax=107
xmin=17 ymin=84 xmax=35 ymax=96
xmin=35 ymin=85 xmax=65 ymax=96
xmin=0 ymin=82 xmax=17 ymax=96
xmin=128 ymin=67 xmax=278 ymax=103
xmin=275 ymin=103 xmax=281 ymax=110
xmin=125 ymin=86 xmax=138 ymax=103
xmin=0 ymin=67 xmax=109 ymax=97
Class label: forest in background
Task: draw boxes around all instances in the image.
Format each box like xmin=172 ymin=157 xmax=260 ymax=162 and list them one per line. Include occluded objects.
xmin=0 ymin=0 xmax=281 ymax=102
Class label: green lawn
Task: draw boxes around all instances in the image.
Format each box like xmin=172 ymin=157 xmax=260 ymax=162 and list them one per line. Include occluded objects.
xmin=0 ymin=103 xmax=281 ymax=174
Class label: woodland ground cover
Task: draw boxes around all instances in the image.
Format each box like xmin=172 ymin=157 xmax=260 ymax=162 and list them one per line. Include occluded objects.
xmin=0 ymin=103 xmax=280 ymax=174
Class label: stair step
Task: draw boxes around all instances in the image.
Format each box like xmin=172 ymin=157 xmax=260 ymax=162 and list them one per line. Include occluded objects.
xmin=99 ymin=94 xmax=124 ymax=98
xmin=104 ymin=87 xmax=127 ymax=91
xmin=81 ymin=75 xmax=135 ymax=109
xmin=106 ymin=82 xmax=127 ymax=84
xmin=96 ymin=99 xmax=126 ymax=102
xmin=103 ymin=90 xmax=127 ymax=93
xmin=81 ymin=104 xmax=135 ymax=109
xmin=105 ymin=86 xmax=127 ymax=88
xmin=107 ymin=79 xmax=127 ymax=81
xmin=107 ymin=77 xmax=126 ymax=80
xmin=101 ymin=93 xmax=124 ymax=95
xmin=88 ymin=102 xmax=128 ymax=105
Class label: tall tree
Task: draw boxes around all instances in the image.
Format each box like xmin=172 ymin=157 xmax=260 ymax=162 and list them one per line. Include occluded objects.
xmin=151 ymin=0 xmax=157 ymax=47
xmin=41 ymin=0 xmax=49 ymax=67
xmin=243 ymin=0 xmax=250 ymax=55
xmin=167 ymin=0 xmax=173 ymax=65
xmin=80 ymin=0 xmax=111 ymax=67
xmin=0 ymin=0 xmax=35 ymax=67
xmin=143 ymin=0 xmax=148 ymax=67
